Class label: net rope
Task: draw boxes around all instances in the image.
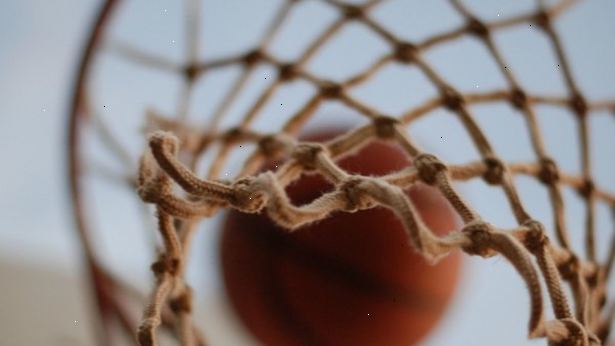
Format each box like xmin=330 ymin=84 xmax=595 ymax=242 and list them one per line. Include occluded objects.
xmin=81 ymin=0 xmax=615 ymax=345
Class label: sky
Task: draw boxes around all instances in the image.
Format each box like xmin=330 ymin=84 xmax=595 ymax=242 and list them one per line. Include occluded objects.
xmin=0 ymin=0 xmax=613 ymax=345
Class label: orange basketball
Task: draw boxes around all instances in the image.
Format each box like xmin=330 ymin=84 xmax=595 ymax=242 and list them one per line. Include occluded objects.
xmin=221 ymin=130 xmax=462 ymax=346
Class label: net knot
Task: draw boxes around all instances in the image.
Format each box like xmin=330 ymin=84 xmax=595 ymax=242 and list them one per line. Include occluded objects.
xmin=546 ymin=318 xmax=591 ymax=346
xmin=183 ymin=63 xmax=200 ymax=81
xmin=510 ymin=88 xmax=529 ymax=109
xmin=534 ymin=10 xmax=552 ymax=30
xmin=223 ymin=126 xmax=246 ymax=143
xmin=341 ymin=4 xmax=364 ymax=20
xmin=292 ymin=142 xmax=327 ymax=170
xmin=339 ymin=177 xmax=373 ymax=212
xmin=243 ymin=49 xmax=265 ymax=66
xmin=570 ymin=93 xmax=588 ymax=116
xmin=558 ymin=254 xmax=581 ymax=281
xmin=461 ymin=220 xmax=493 ymax=257
xmin=278 ymin=63 xmax=300 ymax=81
xmin=137 ymin=155 xmax=168 ymax=203
xmin=258 ymin=134 xmax=291 ymax=157
xmin=149 ymin=131 xmax=180 ymax=155
xmin=414 ymin=153 xmax=447 ymax=185
xmin=577 ymin=178 xmax=595 ymax=199
xmin=137 ymin=186 xmax=156 ymax=203
xmin=538 ymin=157 xmax=560 ymax=184
xmin=586 ymin=267 xmax=600 ymax=289
xmin=137 ymin=177 xmax=166 ymax=204
xmin=150 ymin=254 xmax=179 ymax=277
xmin=482 ymin=156 xmax=505 ymax=185
xmin=231 ymin=175 xmax=269 ymax=213
xmin=373 ymin=115 xmax=400 ymax=139
xmin=467 ymin=18 xmax=489 ymax=38
xmin=170 ymin=288 xmax=193 ymax=313
xmin=597 ymin=290 xmax=607 ymax=310
xmin=440 ymin=86 xmax=465 ymax=111
xmin=319 ymin=81 xmax=344 ymax=99
xmin=394 ymin=42 xmax=418 ymax=64
xmin=522 ymin=220 xmax=549 ymax=253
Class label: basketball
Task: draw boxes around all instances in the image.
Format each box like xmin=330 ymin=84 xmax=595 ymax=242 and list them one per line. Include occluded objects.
xmin=221 ymin=129 xmax=462 ymax=346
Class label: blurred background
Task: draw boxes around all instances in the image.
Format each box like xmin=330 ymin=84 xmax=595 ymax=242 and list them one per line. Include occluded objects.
xmin=0 ymin=0 xmax=613 ymax=345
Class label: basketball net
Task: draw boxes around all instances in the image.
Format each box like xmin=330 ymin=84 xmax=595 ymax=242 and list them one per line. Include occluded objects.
xmin=69 ymin=0 xmax=614 ymax=345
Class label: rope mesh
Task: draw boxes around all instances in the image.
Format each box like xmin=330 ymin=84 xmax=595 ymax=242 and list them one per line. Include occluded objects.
xmin=76 ymin=0 xmax=615 ymax=345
